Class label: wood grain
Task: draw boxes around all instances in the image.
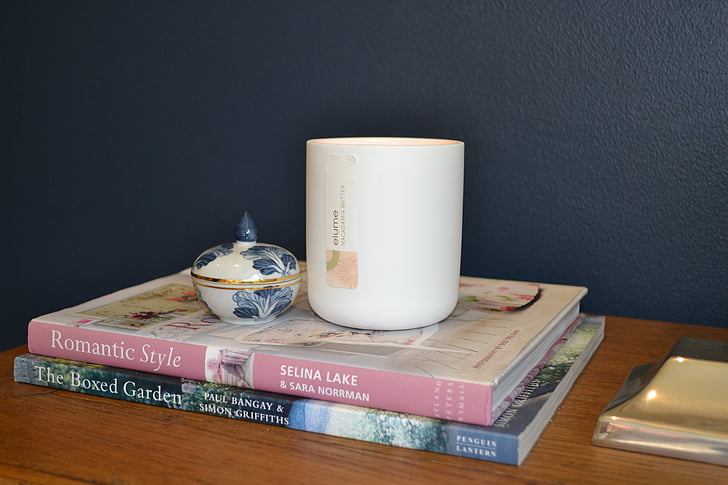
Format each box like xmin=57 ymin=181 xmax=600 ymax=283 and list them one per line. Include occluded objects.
xmin=2 ymin=317 xmax=728 ymax=484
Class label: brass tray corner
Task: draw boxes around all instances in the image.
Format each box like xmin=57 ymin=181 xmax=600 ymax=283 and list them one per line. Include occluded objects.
xmin=593 ymin=337 xmax=728 ymax=466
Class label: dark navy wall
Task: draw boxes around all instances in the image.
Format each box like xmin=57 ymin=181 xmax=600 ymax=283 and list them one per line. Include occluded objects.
xmin=3 ymin=1 xmax=726 ymax=351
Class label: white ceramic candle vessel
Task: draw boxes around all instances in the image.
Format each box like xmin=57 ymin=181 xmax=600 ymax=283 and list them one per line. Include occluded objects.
xmin=306 ymin=137 xmax=464 ymax=330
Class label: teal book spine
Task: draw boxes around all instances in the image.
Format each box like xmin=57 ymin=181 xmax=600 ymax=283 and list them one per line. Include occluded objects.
xmin=15 ymin=316 xmax=603 ymax=465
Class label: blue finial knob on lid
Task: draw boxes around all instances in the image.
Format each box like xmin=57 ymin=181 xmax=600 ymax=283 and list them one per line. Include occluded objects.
xmin=235 ymin=211 xmax=258 ymax=243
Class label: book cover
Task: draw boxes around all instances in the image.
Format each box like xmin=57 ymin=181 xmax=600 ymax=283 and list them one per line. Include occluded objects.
xmin=27 ymin=268 xmax=587 ymax=426
xmin=16 ymin=316 xmax=604 ymax=465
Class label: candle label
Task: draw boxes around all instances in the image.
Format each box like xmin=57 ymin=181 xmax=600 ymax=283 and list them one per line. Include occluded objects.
xmin=325 ymin=154 xmax=358 ymax=289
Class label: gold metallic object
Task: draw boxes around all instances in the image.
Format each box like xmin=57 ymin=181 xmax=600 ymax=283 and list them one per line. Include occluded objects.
xmin=593 ymin=337 xmax=728 ymax=466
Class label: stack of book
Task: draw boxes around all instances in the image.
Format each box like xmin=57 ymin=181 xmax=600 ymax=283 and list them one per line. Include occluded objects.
xmin=15 ymin=268 xmax=603 ymax=465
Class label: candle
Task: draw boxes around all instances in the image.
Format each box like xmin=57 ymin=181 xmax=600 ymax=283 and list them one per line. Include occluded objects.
xmin=306 ymin=137 xmax=464 ymax=330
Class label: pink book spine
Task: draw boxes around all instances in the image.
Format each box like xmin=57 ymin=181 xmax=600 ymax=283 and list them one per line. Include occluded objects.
xmin=28 ymin=320 xmax=493 ymax=425
xmin=252 ymin=354 xmax=492 ymax=425
xmin=27 ymin=321 xmax=208 ymax=381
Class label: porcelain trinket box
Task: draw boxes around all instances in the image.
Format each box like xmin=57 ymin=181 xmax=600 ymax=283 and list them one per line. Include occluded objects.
xmin=191 ymin=213 xmax=301 ymax=324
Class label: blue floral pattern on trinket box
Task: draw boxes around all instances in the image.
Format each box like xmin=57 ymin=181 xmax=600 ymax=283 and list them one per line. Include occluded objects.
xmin=243 ymin=245 xmax=297 ymax=276
xmin=194 ymin=243 xmax=234 ymax=269
xmin=232 ymin=287 xmax=294 ymax=322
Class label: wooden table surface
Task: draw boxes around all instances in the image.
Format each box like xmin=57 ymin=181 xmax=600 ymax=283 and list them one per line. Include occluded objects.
xmin=2 ymin=316 xmax=728 ymax=484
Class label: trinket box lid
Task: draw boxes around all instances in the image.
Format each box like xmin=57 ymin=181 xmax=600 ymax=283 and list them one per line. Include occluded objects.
xmin=190 ymin=212 xmax=300 ymax=286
